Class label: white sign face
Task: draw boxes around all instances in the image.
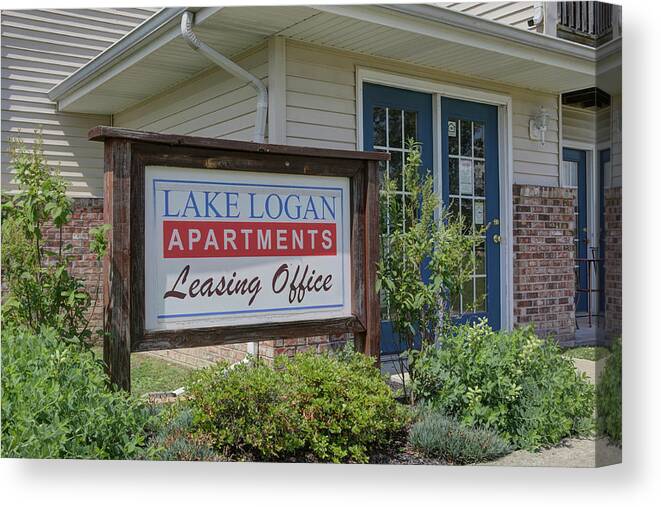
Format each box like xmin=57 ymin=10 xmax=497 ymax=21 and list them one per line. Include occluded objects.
xmin=144 ymin=166 xmax=352 ymax=332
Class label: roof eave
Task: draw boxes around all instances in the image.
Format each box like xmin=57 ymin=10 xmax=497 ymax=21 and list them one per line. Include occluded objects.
xmin=380 ymin=4 xmax=599 ymax=62
xmin=48 ymin=7 xmax=189 ymax=102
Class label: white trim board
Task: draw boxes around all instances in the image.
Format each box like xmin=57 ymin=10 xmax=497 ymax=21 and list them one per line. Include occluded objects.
xmin=356 ymin=67 xmax=514 ymax=331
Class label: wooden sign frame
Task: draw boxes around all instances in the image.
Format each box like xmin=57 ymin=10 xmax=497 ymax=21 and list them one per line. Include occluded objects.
xmin=89 ymin=127 xmax=387 ymax=390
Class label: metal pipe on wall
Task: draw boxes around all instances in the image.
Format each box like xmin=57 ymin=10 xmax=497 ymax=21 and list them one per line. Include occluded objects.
xmin=180 ymin=10 xmax=268 ymax=143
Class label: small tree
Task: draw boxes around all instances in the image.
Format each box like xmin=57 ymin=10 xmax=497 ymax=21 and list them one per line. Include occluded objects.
xmin=1 ymin=136 xmax=109 ymax=344
xmin=377 ymin=141 xmax=482 ymax=395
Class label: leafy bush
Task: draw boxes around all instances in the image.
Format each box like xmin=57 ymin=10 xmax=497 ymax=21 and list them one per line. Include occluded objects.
xmin=187 ymin=351 xmax=409 ymax=463
xmin=1 ymin=325 xmax=155 ymax=459
xmin=1 ymin=137 xmax=109 ymax=344
xmin=410 ymin=320 xmax=595 ymax=450
xmin=187 ymin=358 xmax=305 ymax=461
xmin=597 ymin=339 xmax=622 ymax=444
xmin=409 ymin=408 xmax=511 ymax=464
xmin=282 ymin=351 xmax=410 ymax=462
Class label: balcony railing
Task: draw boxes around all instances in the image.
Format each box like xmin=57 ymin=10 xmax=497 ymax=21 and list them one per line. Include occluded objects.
xmin=557 ymin=2 xmax=615 ymax=47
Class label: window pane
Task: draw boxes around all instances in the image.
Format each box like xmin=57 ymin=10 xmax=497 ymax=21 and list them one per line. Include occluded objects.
xmin=388 ymin=109 xmax=403 ymax=148
xmin=448 ymin=119 xmax=459 ymax=155
xmin=460 ymin=120 xmax=472 ymax=157
xmin=475 ymin=240 xmax=486 ymax=274
xmin=475 ymin=277 xmax=486 ymax=312
xmin=389 ymin=151 xmax=403 ymax=191
xmin=562 ymin=160 xmax=578 ymax=188
xmin=449 ymin=158 xmax=459 ymax=195
xmin=373 ymin=107 xmax=386 ymax=147
xmin=404 ymin=111 xmax=417 ymax=143
xmin=461 ymin=279 xmax=474 ymax=313
xmin=449 ymin=197 xmax=460 ymax=220
xmin=474 ymin=160 xmax=485 ymax=196
xmin=461 ymin=199 xmax=473 ymax=234
xmin=473 ymin=121 xmax=485 ymax=158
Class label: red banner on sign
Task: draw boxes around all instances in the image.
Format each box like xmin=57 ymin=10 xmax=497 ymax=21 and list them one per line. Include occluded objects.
xmin=163 ymin=220 xmax=337 ymax=258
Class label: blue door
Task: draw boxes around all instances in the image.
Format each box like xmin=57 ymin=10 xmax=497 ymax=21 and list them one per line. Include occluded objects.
xmin=441 ymin=98 xmax=501 ymax=329
xmin=564 ymin=148 xmax=588 ymax=313
xmin=362 ymin=83 xmax=433 ymax=355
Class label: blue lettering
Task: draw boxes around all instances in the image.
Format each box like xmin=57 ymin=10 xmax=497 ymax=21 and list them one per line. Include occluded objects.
xmin=162 ymin=189 xmax=179 ymax=217
xmin=284 ymin=194 xmax=301 ymax=219
xmin=182 ymin=191 xmax=201 ymax=218
xmin=203 ymin=191 xmax=223 ymax=218
xmin=249 ymin=193 xmax=264 ymax=218
xmin=303 ymin=196 xmax=319 ymax=220
xmin=265 ymin=193 xmax=283 ymax=219
xmin=320 ymin=196 xmax=336 ymax=220
xmin=226 ymin=192 xmax=240 ymax=218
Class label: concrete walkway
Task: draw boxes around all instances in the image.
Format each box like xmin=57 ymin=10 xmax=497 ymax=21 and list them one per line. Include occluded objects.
xmin=483 ymin=437 xmax=621 ymax=467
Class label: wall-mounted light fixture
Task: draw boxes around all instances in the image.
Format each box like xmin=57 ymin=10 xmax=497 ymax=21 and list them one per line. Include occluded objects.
xmin=529 ymin=106 xmax=551 ymax=146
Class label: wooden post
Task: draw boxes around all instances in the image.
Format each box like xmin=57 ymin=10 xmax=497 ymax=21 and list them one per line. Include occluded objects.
xmin=364 ymin=160 xmax=381 ymax=365
xmin=103 ymin=139 xmax=132 ymax=391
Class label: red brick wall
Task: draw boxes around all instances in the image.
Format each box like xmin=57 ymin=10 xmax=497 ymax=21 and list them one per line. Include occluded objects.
xmin=42 ymin=197 xmax=105 ymax=336
xmin=147 ymin=343 xmax=249 ymax=368
xmin=512 ymin=185 xmax=576 ymax=340
xmin=150 ymin=335 xmax=352 ymax=368
xmin=604 ymin=186 xmax=622 ymax=337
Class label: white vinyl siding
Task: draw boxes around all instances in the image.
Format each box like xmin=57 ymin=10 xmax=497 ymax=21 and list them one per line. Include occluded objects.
xmin=434 ymin=2 xmax=536 ymax=31
xmin=285 ymin=41 xmax=560 ymax=187
xmin=1 ymin=8 xmax=156 ymax=197
xmin=562 ymin=106 xmax=597 ymax=144
xmin=114 ymin=46 xmax=268 ymax=144
xmin=597 ymin=106 xmax=611 ymax=146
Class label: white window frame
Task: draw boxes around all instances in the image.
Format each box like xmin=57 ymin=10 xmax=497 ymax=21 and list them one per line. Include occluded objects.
xmin=355 ymin=67 xmax=514 ymax=331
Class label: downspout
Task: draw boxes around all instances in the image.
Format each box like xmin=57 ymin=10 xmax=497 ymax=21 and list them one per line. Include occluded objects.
xmin=180 ymin=11 xmax=268 ymax=143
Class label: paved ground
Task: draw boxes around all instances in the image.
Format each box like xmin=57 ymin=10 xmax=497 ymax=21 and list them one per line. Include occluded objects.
xmin=483 ymin=437 xmax=621 ymax=467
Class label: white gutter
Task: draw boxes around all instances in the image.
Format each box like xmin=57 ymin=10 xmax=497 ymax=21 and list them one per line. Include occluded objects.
xmin=180 ymin=11 xmax=268 ymax=143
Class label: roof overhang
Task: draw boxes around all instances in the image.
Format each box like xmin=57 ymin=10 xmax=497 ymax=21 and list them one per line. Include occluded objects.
xmin=49 ymin=4 xmax=621 ymax=115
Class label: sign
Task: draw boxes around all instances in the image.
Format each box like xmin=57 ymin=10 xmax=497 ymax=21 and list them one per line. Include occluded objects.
xmin=144 ymin=167 xmax=352 ymax=331
xmin=474 ymin=201 xmax=484 ymax=225
xmin=89 ymin=126 xmax=386 ymax=390
xmin=459 ymin=159 xmax=473 ymax=195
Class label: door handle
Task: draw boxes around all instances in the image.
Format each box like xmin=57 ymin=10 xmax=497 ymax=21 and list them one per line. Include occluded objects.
xmin=493 ymin=234 xmax=502 ymax=244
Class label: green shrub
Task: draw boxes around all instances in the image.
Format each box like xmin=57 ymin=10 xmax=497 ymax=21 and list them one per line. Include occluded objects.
xmin=187 ymin=351 xmax=409 ymax=463
xmin=281 ymin=351 xmax=410 ymax=462
xmin=1 ymin=325 xmax=155 ymax=459
xmin=1 ymin=137 xmax=109 ymax=344
xmin=187 ymin=358 xmax=305 ymax=461
xmin=410 ymin=320 xmax=595 ymax=450
xmin=597 ymin=339 xmax=622 ymax=444
xmin=409 ymin=408 xmax=511 ymax=464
